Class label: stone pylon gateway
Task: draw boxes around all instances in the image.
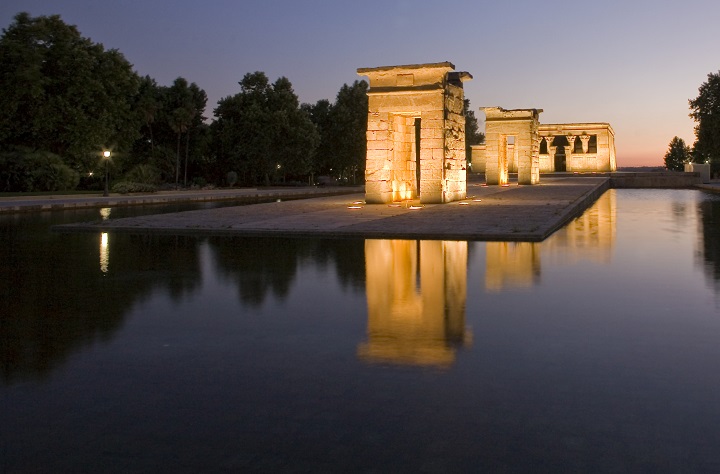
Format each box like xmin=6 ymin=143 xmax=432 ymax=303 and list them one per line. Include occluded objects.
xmin=357 ymin=62 xmax=472 ymax=204
xmin=483 ymin=107 xmax=542 ymax=185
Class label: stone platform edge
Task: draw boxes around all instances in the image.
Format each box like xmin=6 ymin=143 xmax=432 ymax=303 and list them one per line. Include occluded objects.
xmin=0 ymin=187 xmax=363 ymax=214
xmin=54 ymin=179 xmax=611 ymax=242
xmin=536 ymin=178 xmax=611 ymax=241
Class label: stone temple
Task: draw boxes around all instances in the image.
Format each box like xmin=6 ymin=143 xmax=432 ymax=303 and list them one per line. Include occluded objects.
xmin=472 ymin=107 xmax=617 ymax=185
xmin=357 ymin=62 xmax=472 ymax=204
xmin=358 ymin=63 xmax=617 ymax=200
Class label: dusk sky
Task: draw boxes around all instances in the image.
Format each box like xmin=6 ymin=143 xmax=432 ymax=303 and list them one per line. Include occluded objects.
xmin=2 ymin=0 xmax=719 ymax=167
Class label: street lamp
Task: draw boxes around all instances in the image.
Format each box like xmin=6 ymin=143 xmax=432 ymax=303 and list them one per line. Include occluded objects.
xmin=103 ymin=150 xmax=111 ymax=197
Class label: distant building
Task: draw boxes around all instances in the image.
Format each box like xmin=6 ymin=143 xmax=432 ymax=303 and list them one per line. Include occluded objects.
xmin=471 ymin=107 xmax=616 ymax=182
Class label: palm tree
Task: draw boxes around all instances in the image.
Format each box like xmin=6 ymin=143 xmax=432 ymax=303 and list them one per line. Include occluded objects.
xmin=170 ymin=107 xmax=192 ymax=189
xmin=137 ymin=76 xmax=160 ymax=153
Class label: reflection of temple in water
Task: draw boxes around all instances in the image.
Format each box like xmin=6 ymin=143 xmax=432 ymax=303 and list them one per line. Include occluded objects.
xmin=359 ymin=240 xmax=471 ymax=367
xmin=485 ymin=242 xmax=540 ymax=291
xmin=542 ymin=189 xmax=616 ymax=264
xmin=484 ymin=190 xmax=617 ymax=291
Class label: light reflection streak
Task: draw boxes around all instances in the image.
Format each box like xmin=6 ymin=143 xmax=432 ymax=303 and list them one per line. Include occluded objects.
xmin=100 ymin=232 xmax=109 ymax=273
xmin=483 ymin=189 xmax=617 ymax=291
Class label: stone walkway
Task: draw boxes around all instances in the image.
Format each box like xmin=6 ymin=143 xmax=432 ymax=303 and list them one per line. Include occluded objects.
xmin=0 ymin=186 xmax=362 ymax=213
xmin=56 ymin=177 xmax=610 ymax=241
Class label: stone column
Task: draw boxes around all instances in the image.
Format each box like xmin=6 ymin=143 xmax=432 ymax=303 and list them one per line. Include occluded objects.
xmin=548 ymin=143 xmax=557 ymax=172
xmin=541 ymin=136 xmax=551 ymax=154
xmin=566 ymin=135 xmax=576 ymax=156
xmin=580 ymin=134 xmax=590 ymax=154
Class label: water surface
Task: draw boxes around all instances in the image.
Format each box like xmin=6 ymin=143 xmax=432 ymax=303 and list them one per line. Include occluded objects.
xmin=2 ymin=189 xmax=720 ymax=472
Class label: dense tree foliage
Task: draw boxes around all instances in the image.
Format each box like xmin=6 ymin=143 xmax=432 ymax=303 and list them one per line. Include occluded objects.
xmin=303 ymin=80 xmax=368 ymax=183
xmin=664 ymin=136 xmax=691 ymax=171
xmin=327 ymin=81 xmax=368 ymax=184
xmin=166 ymin=78 xmax=208 ymax=187
xmin=0 ymin=147 xmax=79 ymax=191
xmin=127 ymin=76 xmax=209 ymax=187
xmin=689 ymin=71 xmax=720 ymax=174
xmin=212 ymin=72 xmax=318 ymax=186
xmin=0 ymin=13 xmax=141 ymax=173
xmin=301 ymin=99 xmax=334 ymax=179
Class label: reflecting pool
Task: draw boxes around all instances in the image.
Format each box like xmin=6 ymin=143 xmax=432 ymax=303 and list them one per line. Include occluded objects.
xmin=2 ymin=189 xmax=720 ymax=472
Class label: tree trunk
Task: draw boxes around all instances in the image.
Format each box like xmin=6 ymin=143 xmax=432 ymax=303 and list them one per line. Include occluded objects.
xmin=149 ymin=124 xmax=154 ymax=153
xmin=175 ymin=132 xmax=181 ymax=190
xmin=184 ymin=130 xmax=190 ymax=187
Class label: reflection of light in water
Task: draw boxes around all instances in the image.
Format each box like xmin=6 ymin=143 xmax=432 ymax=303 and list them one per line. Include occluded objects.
xmin=359 ymin=240 xmax=470 ymax=367
xmin=485 ymin=242 xmax=540 ymax=292
xmin=541 ymin=189 xmax=616 ymax=264
xmin=100 ymin=232 xmax=109 ymax=273
xmin=100 ymin=208 xmax=111 ymax=220
xmin=483 ymin=190 xmax=617 ymax=291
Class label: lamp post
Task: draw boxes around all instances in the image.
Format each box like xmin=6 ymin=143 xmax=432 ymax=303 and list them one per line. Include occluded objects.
xmin=103 ymin=150 xmax=111 ymax=197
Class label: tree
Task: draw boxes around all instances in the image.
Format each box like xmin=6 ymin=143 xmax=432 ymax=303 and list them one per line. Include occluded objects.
xmin=327 ymin=80 xmax=368 ymax=183
xmin=0 ymin=147 xmax=79 ymax=192
xmin=689 ymin=71 xmax=720 ymax=174
xmin=268 ymin=77 xmax=319 ymax=181
xmin=213 ymin=72 xmax=317 ymax=186
xmin=165 ymin=77 xmax=207 ymax=188
xmin=0 ymin=13 xmax=141 ymax=174
xmin=301 ymin=99 xmax=334 ymax=179
xmin=136 ymin=76 xmax=161 ymax=153
xmin=664 ymin=137 xmax=691 ymax=171
xmin=170 ymin=106 xmax=192 ymax=188
xmin=464 ymin=98 xmax=485 ymax=164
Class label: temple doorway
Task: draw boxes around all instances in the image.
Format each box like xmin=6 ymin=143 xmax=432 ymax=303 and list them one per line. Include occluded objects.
xmin=553 ymin=135 xmax=568 ymax=172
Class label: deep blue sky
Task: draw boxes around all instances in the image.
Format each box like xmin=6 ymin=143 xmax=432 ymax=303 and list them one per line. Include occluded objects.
xmin=3 ymin=0 xmax=719 ymax=166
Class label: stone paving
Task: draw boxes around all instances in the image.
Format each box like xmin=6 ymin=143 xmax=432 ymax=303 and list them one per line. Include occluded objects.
xmin=56 ymin=177 xmax=610 ymax=241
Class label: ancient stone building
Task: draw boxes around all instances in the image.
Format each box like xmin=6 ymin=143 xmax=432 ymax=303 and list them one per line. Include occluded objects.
xmin=482 ymin=107 xmax=542 ymax=185
xmin=538 ymin=123 xmax=616 ymax=173
xmin=357 ymin=62 xmax=472 ymax=204
xmin=471 ymin=112 xmax=617 ymax=180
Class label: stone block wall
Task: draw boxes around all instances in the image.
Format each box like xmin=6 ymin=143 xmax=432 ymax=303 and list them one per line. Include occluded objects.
xmin=443 ymin=82 xmax=468 ymax=202
xmin=358 ymin=62 xmax=471 ymax=204
xmin=470 ymin=144 xmax=486 ymax=173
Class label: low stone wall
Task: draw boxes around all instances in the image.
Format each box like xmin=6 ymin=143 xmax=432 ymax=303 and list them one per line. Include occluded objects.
xmin=609 ymin=172 xmax=702 ymax=188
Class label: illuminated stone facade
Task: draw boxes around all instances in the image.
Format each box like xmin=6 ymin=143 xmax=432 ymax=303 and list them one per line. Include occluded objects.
xmin=538 ymin=123 xmax=616 ymax=173
xmin=482 ymin=107 xmax=542 ymax=185
xmin=471 ymin=115 xmax=617 ymax=179
xmin=357 ymin=62 xmax=472 ymax=204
